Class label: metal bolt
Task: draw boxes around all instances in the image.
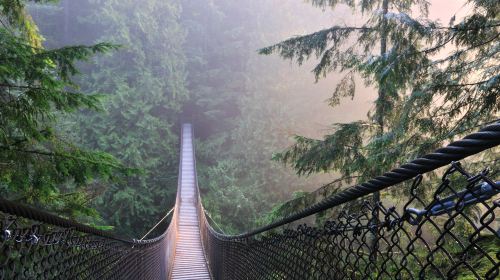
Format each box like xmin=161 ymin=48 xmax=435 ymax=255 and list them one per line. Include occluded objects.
xmin=2 ymin=229 xmax=11 ymax=240
xmin=30 ymin=234 xmax=39 ymax=245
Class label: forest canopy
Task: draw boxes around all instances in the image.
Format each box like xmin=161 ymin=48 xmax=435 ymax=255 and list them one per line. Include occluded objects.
xmin=0 ymin=0 xmax=126 ymax=223
xmin=0 ymin=0 xmax=498 ymax=238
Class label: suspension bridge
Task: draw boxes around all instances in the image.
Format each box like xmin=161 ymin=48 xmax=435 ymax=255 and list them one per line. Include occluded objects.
xmin=0 ymin=122 xmax=499 ymax=279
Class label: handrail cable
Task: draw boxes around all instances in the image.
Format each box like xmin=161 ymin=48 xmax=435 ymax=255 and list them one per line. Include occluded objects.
xmin=203 ymin=208 xmax=225 ymax=234
xmin=210 ymin=121 xmax=500 ymax=239
xmin=0 ymin=197 xmax=133 ymax=243
xmin=198 ymin=122 xmax=499 ymax=280
xmin=140 ymin=207 xmax=175 ymax=241
xmin=0 ymin=121 xmax=497 ymax=280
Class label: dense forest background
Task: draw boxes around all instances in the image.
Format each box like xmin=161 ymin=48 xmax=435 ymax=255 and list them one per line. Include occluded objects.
xmin=25 ymin=0 xmax=350 ymax=236
xmin=2 ymin=0 xmax=497 ymax=239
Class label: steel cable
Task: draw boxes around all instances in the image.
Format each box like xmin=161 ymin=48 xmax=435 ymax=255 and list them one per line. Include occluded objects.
xmin=209 ymin=121 xmax=500 ymax=239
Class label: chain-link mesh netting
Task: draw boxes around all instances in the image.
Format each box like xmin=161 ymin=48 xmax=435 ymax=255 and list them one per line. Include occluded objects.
xmin=202 ymin=162 xmax=499 ymax=279
xmin=0 ymin=125 xmax=184 ymax=280
xmin=1 ymin=122 xmax=498 ymax=280
xmin=0 ymin=201 xmax=176 ymax=280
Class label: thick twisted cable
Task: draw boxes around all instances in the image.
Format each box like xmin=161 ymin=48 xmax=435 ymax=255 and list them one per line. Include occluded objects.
xmin=0 ymin=196 xmax=169 ymax=244
xmin=211 ymin=121 xmax=500 ymax=240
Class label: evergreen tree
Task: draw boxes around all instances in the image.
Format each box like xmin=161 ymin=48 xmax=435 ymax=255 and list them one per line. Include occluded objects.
xmin=261 ymin=0 xmax=498 ymax=259
xmin=0 ymin=0 xmax=125 ymax=221
xmin=180 ymin=0 xmax=262 ymax=233
xmin=44 ymin=0 xmax=189 ymax=237
xmin=181 ymin=0 xmax=334 ymax=233
xmin=261 ymin=0 xmax=498 ymax=193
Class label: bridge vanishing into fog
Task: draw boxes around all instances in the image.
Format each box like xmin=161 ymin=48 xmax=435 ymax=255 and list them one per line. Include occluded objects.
xmin=170 ymin=125 xmax=210 ymax=279
xmin=0 ymin=122 xmax=499 ymax=279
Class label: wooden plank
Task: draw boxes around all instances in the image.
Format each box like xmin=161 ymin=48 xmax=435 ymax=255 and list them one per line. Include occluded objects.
xmin=170 ymin=124 xmax=211 ymax=280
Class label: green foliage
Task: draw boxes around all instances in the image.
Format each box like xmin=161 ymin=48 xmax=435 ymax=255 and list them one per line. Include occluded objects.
xmin=181 ymin=0 xmax=331 ymax=232
xmin=262 ymin=0 xmax=499 ymax=183
xmin=273 ymin=122 xmax=366 ymax=176
xmin=456 ymin=236 xmax=500 ymax=279
xmin=0 ymin=0 xmax=126 ymax=220
xmin=181 ymin=0 xmax=269 ymax=233
xmin=32 ymin=0 xmax=189 ymax=236
xmin=0 ymin=0 xmax=52 ymax=46
xmin=198 ymin=159 xmax=260 ymax=233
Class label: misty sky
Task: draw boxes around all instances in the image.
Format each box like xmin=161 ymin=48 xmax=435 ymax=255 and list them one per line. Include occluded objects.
xmin=256 ymin=0 xmax=467 ymax=138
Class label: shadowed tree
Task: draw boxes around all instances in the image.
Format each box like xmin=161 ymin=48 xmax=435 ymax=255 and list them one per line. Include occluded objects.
xmin=260 ymin=0 xmax=499 ymax=259
xmin=0 ymin=0 xmax=126 ymax=221
xmin=46 ymin=0 xmax=189 ymax=236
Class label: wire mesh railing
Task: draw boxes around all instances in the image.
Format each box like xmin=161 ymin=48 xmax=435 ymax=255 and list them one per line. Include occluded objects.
xmin=0 ymin=127 xmax=188 ymax=279
xmin=0 ymin=197 xmax=176 ymax=279
xmin=0 ymin=122 xmax=498 ymax=280
xmin=199 ymin=121 xmax=500 ymax=280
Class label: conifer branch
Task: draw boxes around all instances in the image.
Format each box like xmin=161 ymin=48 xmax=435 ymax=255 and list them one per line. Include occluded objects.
xmin=0 ymin=146 xmax=127 ymax=170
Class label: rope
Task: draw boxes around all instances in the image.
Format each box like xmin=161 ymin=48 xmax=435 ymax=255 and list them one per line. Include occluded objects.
xmin=1 ymin=121 xmax=498 ymax=244
xmin=204 ymin=209 xmax=225 ymax=234
xmin=0 ymin=197 xmax=133 ymax=243
xmin=212 ymin=121 xmax=500 ymax=240
xmin=140 ymin=207 xmax=174 ymax=241
xmin=0 ymin=197 xmax=174 ymax=244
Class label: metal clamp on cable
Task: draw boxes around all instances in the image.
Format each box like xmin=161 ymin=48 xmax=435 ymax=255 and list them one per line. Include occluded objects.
xmin=405 ymin=181 xmax=500 ymax=225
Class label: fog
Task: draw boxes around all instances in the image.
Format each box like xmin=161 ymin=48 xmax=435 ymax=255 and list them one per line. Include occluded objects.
xmin=31 ymin=0 xmax=466 ymax=135
xmin=25 ymin=0 xmax=469 ymax=233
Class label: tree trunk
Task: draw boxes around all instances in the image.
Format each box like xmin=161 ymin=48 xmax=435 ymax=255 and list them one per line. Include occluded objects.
xmin=370 ymin=0 xmax=389 ymax=264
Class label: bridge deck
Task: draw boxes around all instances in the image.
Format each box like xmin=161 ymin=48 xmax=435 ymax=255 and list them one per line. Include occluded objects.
xmin=170 ymin=124 xmax=211 ymax=280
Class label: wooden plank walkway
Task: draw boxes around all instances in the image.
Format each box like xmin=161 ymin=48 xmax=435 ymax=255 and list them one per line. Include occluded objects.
xmin=170 ymin=124 xmax=211 ymax=280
